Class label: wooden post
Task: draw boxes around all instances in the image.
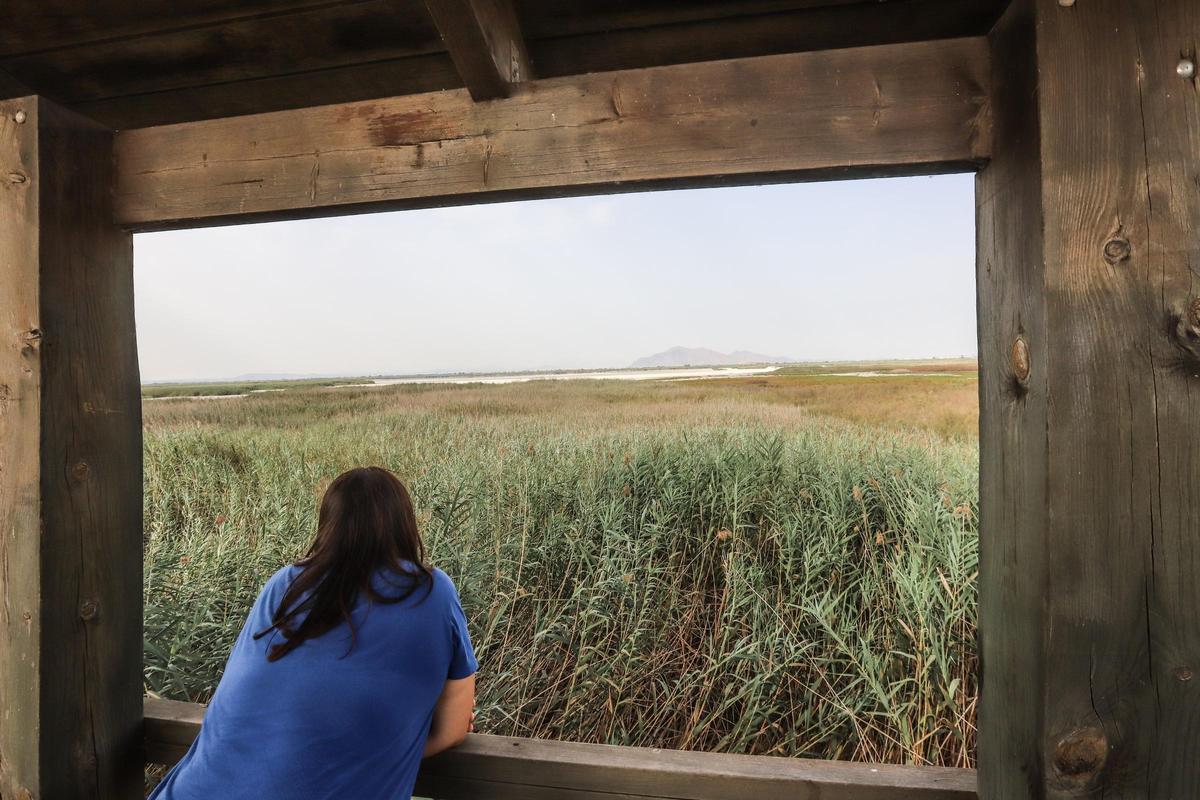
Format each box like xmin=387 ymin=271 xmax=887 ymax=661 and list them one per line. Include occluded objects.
xmin=977 ymin=0 xmax=1199 ymax=796
xmin=0 ymin=96 xmax=142 ymax=798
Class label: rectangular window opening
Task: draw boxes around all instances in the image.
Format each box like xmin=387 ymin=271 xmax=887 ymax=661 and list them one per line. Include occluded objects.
xmin=137 ymin=175 xmax=980 ymax=776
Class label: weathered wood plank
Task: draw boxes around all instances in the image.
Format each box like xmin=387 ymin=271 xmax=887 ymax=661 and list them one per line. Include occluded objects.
xmin=0 ymin=67 xmax=30 ymax=98
xmin=976 ymin=0 xmax=1200 ymax=796
xmin=1 ymin=0 xmax=444 ymax=104
xmin=525 ymin=0 xmax=1005 ymax=79
xmin=974 ymin=2 xmax=1048 ymax=795
xmin=77 ymin=54 xmax=462 ymax=130
xmin=114 ymin=37 xmax=990 ymax=230
xmin=144 ymin=698 xmax=978 ymax=799
xmin=514 ymin=0 xmax=872 ymax=39
xmin=0 ymin=0 xmax=365 ymax=57
xmin=418 ymin=734 xmax=979 ymax=800
xmin=144 ymin=697 xmax=207 ymax=766
xmin=0 ymin=95 xmax=142 ymax=799
xmin=424 ymin=0 xmax=532 ymax=100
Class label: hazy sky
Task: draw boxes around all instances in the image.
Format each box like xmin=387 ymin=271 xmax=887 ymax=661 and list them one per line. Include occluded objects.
xmin=134 ymin=174 xmax=977 ymax=382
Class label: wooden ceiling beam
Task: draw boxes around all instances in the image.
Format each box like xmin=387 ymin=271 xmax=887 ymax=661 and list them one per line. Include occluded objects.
xmin=113 ymin=37 xmax=991 ymax=231
xmin=0 ymin=68 xmax=30 ymax=98
xmin=526 ymin=0 xmax=1005 ymax=78
xmin=76 ymin=55 xmax=461 ymax=129
xmin=422 ymin=0 xmax=532 ymax=100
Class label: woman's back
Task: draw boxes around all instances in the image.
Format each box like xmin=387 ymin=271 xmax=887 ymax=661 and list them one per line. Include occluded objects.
xmin=151 ymin=563 xmax=476 ymax=800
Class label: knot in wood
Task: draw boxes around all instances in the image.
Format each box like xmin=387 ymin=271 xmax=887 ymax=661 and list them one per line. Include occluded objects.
xmin=71 ymin=460 xmax=90 ymax=482
xmin=1053 ymin=727 xmax=1108 ymax=785
xmin=1103 ymin=237 xmax=1131 ymax=265
xmin=1010 ymin=337 xmax=1031 ymax=384
xmin=1175 ymin=665 xmax=1193 ymax=682
xmin=8 ymin=171 xmax=28 ymax=184
xmin=79 ymin=599 xmax=99 ymax=621
xmin=20 ymin=327 xmax=42 ymax=356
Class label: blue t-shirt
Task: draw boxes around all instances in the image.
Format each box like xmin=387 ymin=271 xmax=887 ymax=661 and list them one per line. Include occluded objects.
xmin=150 ymin=564 xmax=478 ymax=800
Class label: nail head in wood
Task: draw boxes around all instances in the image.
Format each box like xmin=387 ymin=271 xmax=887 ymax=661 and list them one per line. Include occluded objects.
xmin=1057 ymin=0 xmax=1075 ymax=6
xmin=1011 ymin=337 xmax=1031 ymax=384
xmin=13 ymin=109 xmax=26 ymax=124
xmin=1179 ymin=59 xmax=1196 ymax=79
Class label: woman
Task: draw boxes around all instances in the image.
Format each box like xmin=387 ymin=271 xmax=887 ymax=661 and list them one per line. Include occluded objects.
xmin=151 ymin=467 xmax=477 ymax=799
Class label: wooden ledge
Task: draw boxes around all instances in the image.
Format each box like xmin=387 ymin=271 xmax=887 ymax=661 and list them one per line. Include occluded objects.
xmin=145 ymin=697 xmax=978 ymax=799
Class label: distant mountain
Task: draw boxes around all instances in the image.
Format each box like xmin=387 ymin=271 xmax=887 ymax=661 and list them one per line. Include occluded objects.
xmin=630 ymin=347 xmax=795 ymax=369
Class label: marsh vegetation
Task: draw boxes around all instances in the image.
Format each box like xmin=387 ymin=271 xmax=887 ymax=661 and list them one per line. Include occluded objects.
xmin=144 ymin=369 xmax=979 ymax=767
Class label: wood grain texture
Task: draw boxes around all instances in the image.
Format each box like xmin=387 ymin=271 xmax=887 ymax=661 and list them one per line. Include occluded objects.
xmin=0 ymin=0 xmax=1006 ymax=130
xmin=114 ymin=37 xmax=991 ymax=229
xmin=0 ymin=68 xmax=30 ymax=99
xmin=974 ymin=2 xmax=1048 ymax=796
xmin=513 ymin=0 xmax=873 ymax=39
xmin=144 ymin=697 xmax=207 ymax=766
xmin=977 ymin=0 xmax=1200 ymax=796
xmin=1 ymin=0 xmax=444 ymax=104
xmin=76 ymin=54 xmax=462 ymax=130
xmin=424 ymin=0 xmax=532 ymax=100
xmin=143 ymin=698 xmax=978 ymax=798
xmin=0 ymin=94 xmax=43 ymax=800
xmin=0 ymin=95 xmax=142 ymax=799
xmin=0 ymin=0 xmax=369 ymax=56
xmin=525 ymin=0 xmax=1005 ymax=79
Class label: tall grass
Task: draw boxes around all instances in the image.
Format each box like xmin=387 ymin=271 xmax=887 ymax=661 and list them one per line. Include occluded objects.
xmin=143 ymin=378 xmax=978 ymax=767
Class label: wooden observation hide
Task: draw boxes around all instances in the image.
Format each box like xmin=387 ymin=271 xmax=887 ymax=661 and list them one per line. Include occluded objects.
xmin=1 ymin=0 xmax=1197 ymax=797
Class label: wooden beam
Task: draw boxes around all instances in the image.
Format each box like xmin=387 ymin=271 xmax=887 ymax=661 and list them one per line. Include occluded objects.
xmin=0 ymin=66 xmax=29 ymax=98
xmin=1 ymin=0 xmax=446 ymax=104
xmin=0 ymin=95 xmax=142 ymax=799
xmin=114 ymin=37 xmax=990 ymax=230
xmin=423 ymin=0 xmax=532 ymax=100
xmin=513 ymin=0 xmax=875 ymax=39
xmin=144 ymin=698 xmax=979 ymax=799
xmin=524 ymin=0 xmax=1005 ymax=79
xmin=0 ymin=0 xmax=359 ymax=56
xmin=76 ymin=54 xmax=462 ymax=130
xmin=144 ymin=697 xmax=207 ymax=766
xmin=976 ymin=0 xmax=1200 ymax=796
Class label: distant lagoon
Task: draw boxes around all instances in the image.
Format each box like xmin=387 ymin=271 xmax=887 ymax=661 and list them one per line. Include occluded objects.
xmin=336 ymin=365 xmax=782 ymax=388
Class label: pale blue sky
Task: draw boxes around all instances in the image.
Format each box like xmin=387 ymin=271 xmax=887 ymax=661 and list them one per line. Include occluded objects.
xmin=134 ymin=174 xmax=977 ymax=382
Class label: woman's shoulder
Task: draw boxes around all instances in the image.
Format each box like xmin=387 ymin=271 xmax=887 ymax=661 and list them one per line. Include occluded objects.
xmin=373 ymin=563 xmax=459 ymax=607
xmin=257 ymin=563 xmax=303 ymax=603
xmin=428 ymin=566 xmax=463 ymax=599
xmin=267 ymin=562 xmax=303 ymax=588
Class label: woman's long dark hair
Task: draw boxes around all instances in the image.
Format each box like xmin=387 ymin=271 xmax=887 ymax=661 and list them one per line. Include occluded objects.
xmin=254 ymin=466 xmax=431 ymax=661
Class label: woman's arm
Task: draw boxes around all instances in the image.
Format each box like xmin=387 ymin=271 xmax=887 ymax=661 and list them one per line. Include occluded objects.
xmin=423 ymin=674 xmax=476 ymax=758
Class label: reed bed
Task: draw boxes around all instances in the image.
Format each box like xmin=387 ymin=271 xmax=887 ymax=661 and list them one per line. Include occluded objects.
xmin=143 ymin=377 xmax=978 ymax=767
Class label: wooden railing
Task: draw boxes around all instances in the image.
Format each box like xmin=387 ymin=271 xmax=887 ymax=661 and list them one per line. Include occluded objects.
xmin=145 ymin=697 xmax=978 ymax=799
